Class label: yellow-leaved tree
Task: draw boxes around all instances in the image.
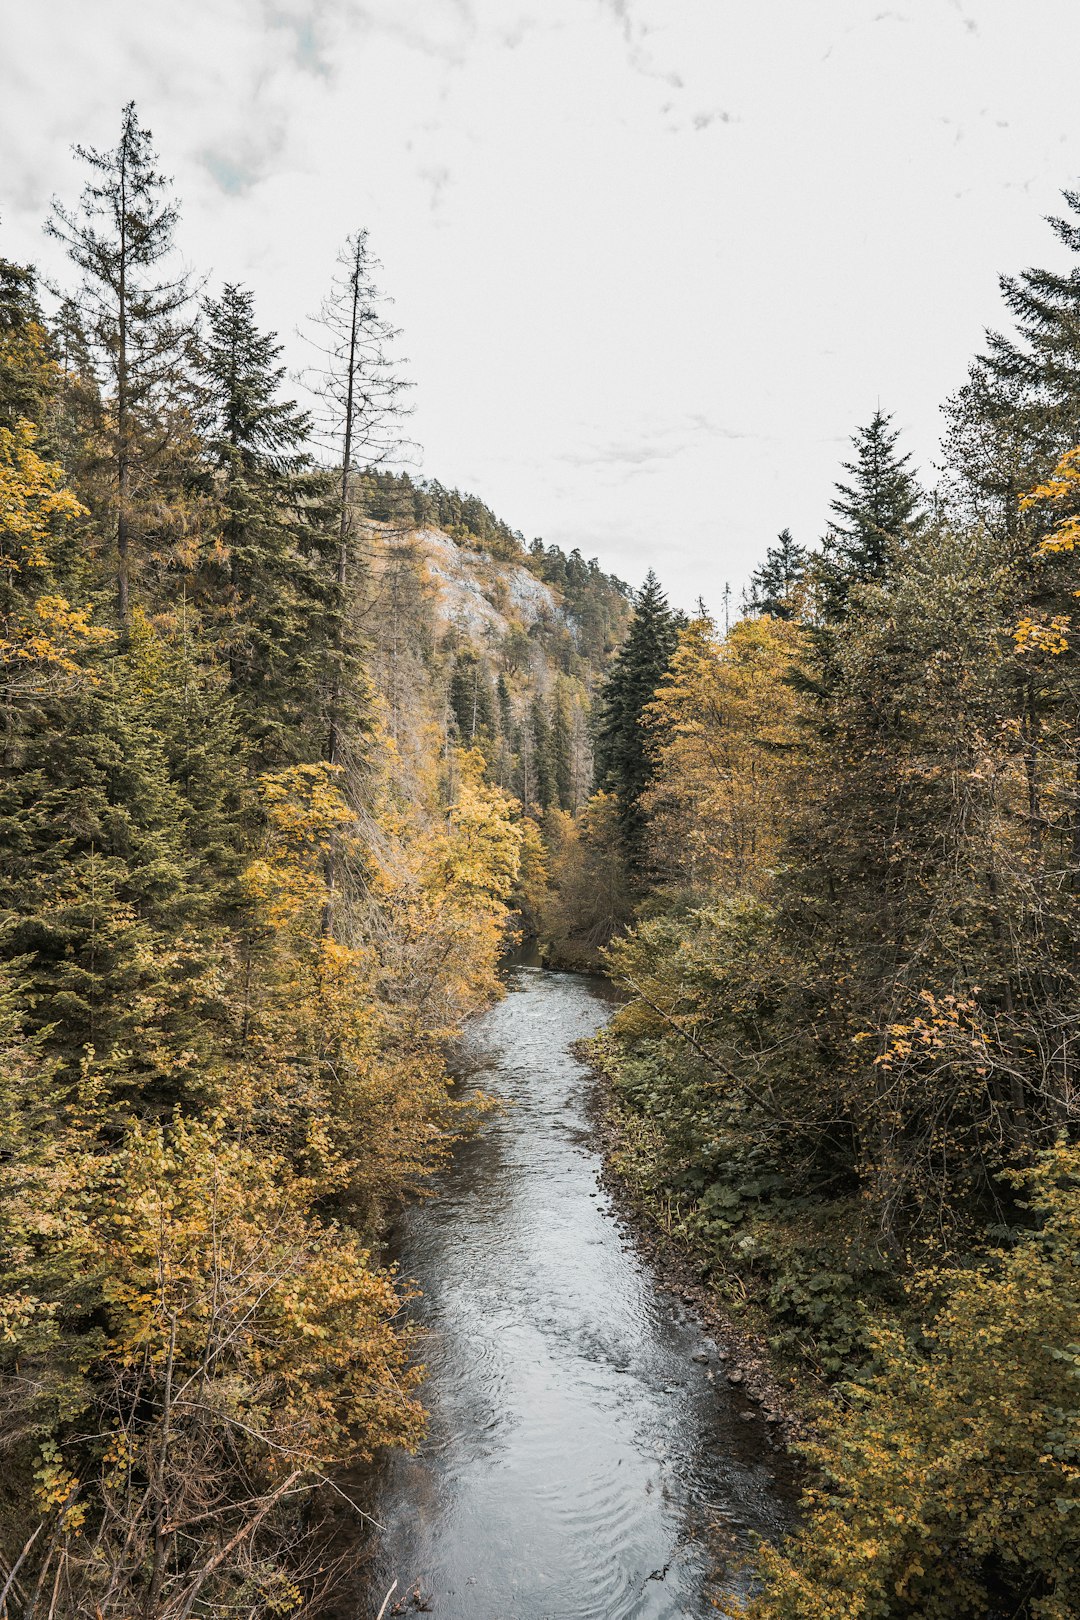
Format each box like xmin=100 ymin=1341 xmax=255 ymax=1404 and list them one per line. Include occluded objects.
xmin=237 ymin=746 xmax=525 ymax=1220
xmin=0 ymin=419 xmax=111 ymax=691
xmin=641 ymin=612 xmax=809 ymax=892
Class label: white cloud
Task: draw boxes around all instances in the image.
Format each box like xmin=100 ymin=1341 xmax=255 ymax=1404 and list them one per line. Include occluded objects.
xmin=3 ymin=0 xmax=1080 ymax=607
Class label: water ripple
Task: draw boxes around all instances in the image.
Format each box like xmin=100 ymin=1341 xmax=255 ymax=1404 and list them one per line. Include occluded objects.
xmin=367 ymin=967 xmax=789 ymax=1618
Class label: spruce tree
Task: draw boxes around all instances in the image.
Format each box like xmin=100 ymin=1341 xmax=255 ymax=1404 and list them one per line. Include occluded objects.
xmin=551 ymin=681 xmax=573 ymax=810
xmin=530 ymin=694 xmax=556 ymax=810
xmin=47 ymin=102 xmax=193 ymax=624
xmin=818 ymin=410 xmax=923 ymax=620
xmin=449 ymin=649 xmax=493 ymax=744
xmin=0 ymin=258 xmax=53 ymax=431
xmin=982 ymin=189 xmax=1080 ymax=458
xmin=199 ymin=284 xmax=310 ymax=472
xmin=745 ymin=528 xmax=809 ymax=619
xmin=196 ymin=283 xmax=330 ymax=763
xmin=594 ymin=570 xmax=679 ymax=866
xmin=0 ymin=630 xmax=242 ymax=1118
xmin=939 ymin=193 xmax=1080 ymax=538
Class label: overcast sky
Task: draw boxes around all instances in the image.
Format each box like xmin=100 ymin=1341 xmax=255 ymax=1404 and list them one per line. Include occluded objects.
xmin=3 ymin=0 xmax=1080 ymax=608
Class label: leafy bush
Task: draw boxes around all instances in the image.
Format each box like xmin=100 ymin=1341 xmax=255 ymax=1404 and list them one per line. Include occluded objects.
xmin=751 ymin=1145 xmax=1080 ymax=1620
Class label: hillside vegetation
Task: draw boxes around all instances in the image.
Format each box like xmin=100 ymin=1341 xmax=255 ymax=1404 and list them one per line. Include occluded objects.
xmin=582 ymin=203 xmax=1080 ymax=1617
xmin=0 ymin=104 xmax=629 ymax=1618
xmin=6 ymin=95 xmax=1080 ymax=1620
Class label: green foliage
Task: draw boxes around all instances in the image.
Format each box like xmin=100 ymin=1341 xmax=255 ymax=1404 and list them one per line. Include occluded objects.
xmin=196 ymin=282 xmax=337 ymax=763
xmin=594 ymin=569 xmax=680 ymax=867
xmin=0 ymin=258 xmax=54 ymax=431
xmin=817 ymin=409 xmax=924 ymax=620
xmin=0 ymin=110 xmax=583 ymax=1617
xmin=596 ymin=201 xmax=1080 ymax=1612
xmin=47 ymin=102 xmax=195 ymax=621
xmin=362 ymin=468 xmax=529 ymax=560
xmin=750 ymin=1145 xmax=1080 ymax=1620
xmin=745 ymin=528 xmax=810 ymax=619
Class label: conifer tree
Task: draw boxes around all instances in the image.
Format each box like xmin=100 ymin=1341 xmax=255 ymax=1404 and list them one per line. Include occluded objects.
xmin=530 ymin=693 xmax=556 ymax=810
xmin=0 ymin=258 xmax=54 ymax=431
xmin=941 ymin=194 xmax=1080 ymax=539
xmin=551 ymin=681 xmax=574 ymax=810
xmin=306 ymin=230 xmax=408 ymax=767
xmin=199 ymin=284 xmax=309 ymax=474
xmin=449 ymin=648 xmax=494 ymax=743
xmin=745 ymin=528 xmax=809 ymax=619
xmin=594 ymin=570 xmax=679 ymax=866
xmin=982 ymin=189 xmax=1080 ymax=459
xmin=47 ymin=103 xmax=193 ymax=624
xmin=0 ymin=620 xmax=242 ymax=1116
xmin=497 ymin=672 xmax=513 ymax=737
xmin=818 ymin=410 xmax=923 ymax=619
xmin=196 ymin=283 xmax=330 ymax=761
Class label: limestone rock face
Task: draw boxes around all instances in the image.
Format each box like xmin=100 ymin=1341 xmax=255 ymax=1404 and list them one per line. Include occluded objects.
xmin=411 ymin=526 xmax=563 ymax=642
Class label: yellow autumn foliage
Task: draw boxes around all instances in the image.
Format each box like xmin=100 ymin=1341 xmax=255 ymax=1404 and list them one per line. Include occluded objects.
xmin=642 ymin=613 xmax=810 ymax=891
xmin=0 ymin=418 xmax=111 ymax=688
xmin=750 ymin=1144 xmax=1080 ymax=1620
xmin=233 ymin=748 xmax=524 ymax=1216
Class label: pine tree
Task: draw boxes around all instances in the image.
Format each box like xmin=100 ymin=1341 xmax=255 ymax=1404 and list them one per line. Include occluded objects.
xmin=530 ymin=694 xmax=556 ymax=810
xmin=940 ymin=194 xmax=1080 ymax=539
xmin=305 ymin=230 xmax=408 ymax=767
xmin=196 ymin=283 xmax=331 ymax=763
xmin=199 ymin=284 xmax=309 ymax=474
xmin=449 ymin=649 xmax=493 ymax=744
xmin=0 ymin=258 xmax=54 ymax=431
xmin=982 ymin=189 xmax=1080 ymax=458
xmin=745 ymin=528 xmax=809 ymax=619
xmin=818 ymin=410 xmax=923 ymax=619
xmin=551 ymin=681 xmax=574 ymax=810
xmin=594 ymin=570 xmax=679 ymax=866
xmin=496 ymin=673 xmax=513 ymax=737
xmin=47 ymin=102 xmax=193 ymax=625
xmin=0 ymin=622 xmax=243 ymax=1117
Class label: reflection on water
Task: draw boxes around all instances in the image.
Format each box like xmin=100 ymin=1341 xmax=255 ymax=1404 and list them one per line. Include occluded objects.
xmin=368 ymin=966 xmax=789 ymax=1619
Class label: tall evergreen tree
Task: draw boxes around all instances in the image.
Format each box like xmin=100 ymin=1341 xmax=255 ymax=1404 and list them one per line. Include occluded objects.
xmin=449 ymin=649 xmax=494 ymax=744
xmin=983 ymin=189 xmax=1080 ymax=456
xmin=745 ymin=528 xmax=809 ymax=619
xmin=551 ymin=681 xmax=574 ymax=811
xmin=0 ymin=624 xmax=243 ymax=1118
xmin=0 ymin=258 xmax=53 ymax=431
xmin=818 ymin=410 xmax=923 ymax=619
xmin=594 ymin=570 xmax=679 ymax=866
xmin=530 ymin=694 xmax=556 ymax=810
xmin=199 ymin=284 xmax=309 ymax=474
xmin=47 ymin=102 xmax=193 ymax=624
xmin=196 ymin=284 xmax=330 ymax=762
xmin=942 ymin=194 xmax=1080 ymax=540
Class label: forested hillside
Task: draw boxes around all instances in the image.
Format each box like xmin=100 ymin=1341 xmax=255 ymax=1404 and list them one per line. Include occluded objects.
xmin=7 ymin=92 xmax=1080 ymax=1620
xmin=584 ymin=202 xmax=1080 ymax=1617
xmin=0 ymin=103 xmax=629 ymax=1618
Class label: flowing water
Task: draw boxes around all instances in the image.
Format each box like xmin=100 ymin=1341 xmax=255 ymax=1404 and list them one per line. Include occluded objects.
xmin=367 ymin=962 xmax=790 ymax=1619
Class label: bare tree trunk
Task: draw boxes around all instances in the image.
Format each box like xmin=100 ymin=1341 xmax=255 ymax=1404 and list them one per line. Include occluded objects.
xmin=1023 ymin=675 xmax=1042 ymax=856
xmin=144 ymin=1313 xmax=177 ymax=1618
xmin=327 ymin=245 xmax=361 ymax=770
xmin=116 ymin=137 xmax=131 ymax=627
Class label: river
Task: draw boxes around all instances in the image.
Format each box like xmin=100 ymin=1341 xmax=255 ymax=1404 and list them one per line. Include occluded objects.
xmin=366 ymin=961 xmax=790 ymax=1619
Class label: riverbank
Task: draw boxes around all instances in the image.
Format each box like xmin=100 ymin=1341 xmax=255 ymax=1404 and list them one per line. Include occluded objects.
xmin=580 ymin=1031 xmax=819 ymax=1456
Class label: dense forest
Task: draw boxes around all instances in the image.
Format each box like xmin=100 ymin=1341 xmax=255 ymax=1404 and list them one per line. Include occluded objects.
xmin=0 ymin=104 xmax=629 ymax=1617
xmin=4 ymin=96 xmax=1080 ymax=1620
xmin=585 ymin=204 xmax=1080 ymax=1615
